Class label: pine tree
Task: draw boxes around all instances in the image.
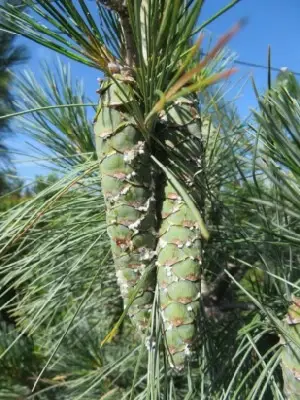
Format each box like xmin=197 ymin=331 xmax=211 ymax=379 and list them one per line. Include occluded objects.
xmin=1 ymin=1 xmax=298 ymax=399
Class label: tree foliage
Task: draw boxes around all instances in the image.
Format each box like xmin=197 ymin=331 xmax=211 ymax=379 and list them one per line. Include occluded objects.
xmin=0 ymin=1 xmax=299 ymax=399
xmin=0 ymin=0 xmax=28 ymax=166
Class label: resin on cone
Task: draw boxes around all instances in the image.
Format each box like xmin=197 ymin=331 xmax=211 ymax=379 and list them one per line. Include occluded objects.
xmin=156 ymin=96 xmax=205 ymax=370
xmin=94 ymin=71 xmax=157 ymax=332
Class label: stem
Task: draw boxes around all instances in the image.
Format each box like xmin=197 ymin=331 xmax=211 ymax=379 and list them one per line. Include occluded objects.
xmin=98 ymin=0 xmax=136 ymax=68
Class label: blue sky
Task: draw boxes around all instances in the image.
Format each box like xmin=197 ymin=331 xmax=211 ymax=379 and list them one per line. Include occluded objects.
xmin=7 ymin=0 xmax=300 ymax=181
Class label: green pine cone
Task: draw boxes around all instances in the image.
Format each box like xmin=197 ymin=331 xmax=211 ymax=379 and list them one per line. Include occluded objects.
xmin=281 ymin=297 xmax=300 ymax=399
xmin=157 ymin=97 xmax=204 ymax=370
xmin=94 ymin=74 xmax=157 ymax=332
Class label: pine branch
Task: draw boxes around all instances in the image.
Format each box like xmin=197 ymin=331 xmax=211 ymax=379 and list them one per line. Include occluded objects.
xmin=97 ymin=0 xmax=136 ymax=68
xmin=98 ymin=0 xmax=127 ymax=14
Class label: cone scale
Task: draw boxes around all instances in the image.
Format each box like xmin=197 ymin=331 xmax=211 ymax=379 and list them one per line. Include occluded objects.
xmin=94 ymin=73 xmax=157 ymax=331
xmin=156 ymin=96 xmax=204 ymax=370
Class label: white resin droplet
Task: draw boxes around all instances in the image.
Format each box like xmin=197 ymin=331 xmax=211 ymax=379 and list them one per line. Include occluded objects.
xmin=120 ymin=186 xmax=130 ymax=195
xmin=159 ymin=239 xmax=167 ymax=248
xmin=184 ymin=344 xmax=191 ymax=355
xmin=129 ymin=219 xmax=141 ymax=230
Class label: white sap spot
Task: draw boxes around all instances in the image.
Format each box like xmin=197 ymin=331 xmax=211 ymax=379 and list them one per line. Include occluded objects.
xmin=145 ymin=337 xmax=150 ymax=350
xmin=116 ymin=270 xmax=123 ymax=279
xmin=155 ymin=261 xmax=161 ymax=267
xmin=166 ymin=266 xmax=172 ymax=277
xmin=120 ymin=283 xmax=129 ymax=295
xmin=200 ymin=280 xmax=209 ymax=295
xmin=184 ymin=345 xmax=191 ymax=356
xmin=159 ymin=239 xmax=167 ymax=248
xmin=186 ymin=241 xmax=192 ymax=248
xmin=137 ymin=198 xmax=150 ymax=211
xmin=145 ymin=336 xmax=156 ymax=351
xmin=137 ymin=205 xmax=148 ymax=212
xmin=111 ymin=194 xmax=119 ymax=203
xmin=177 ymin=243 xmax=183 ymax=249
xmin=129 ymin=219 xmax=141 ymax=230
xmin=139 ymin=248 xmax=156 ymax=261
xmin=120 ymin=186 xmax=130 ymax=195
xmin=127 ymin=171 xmax=137 ymax=179
xmin=140 ymin=251 xmax=151 ymax=260
xmin=124 ymin=149 xmax=137 ymax=164
xmin=167 ymin=324 xmax=173 ymax=331
xmin=187 ymin=305 xmax=192 ymax=311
